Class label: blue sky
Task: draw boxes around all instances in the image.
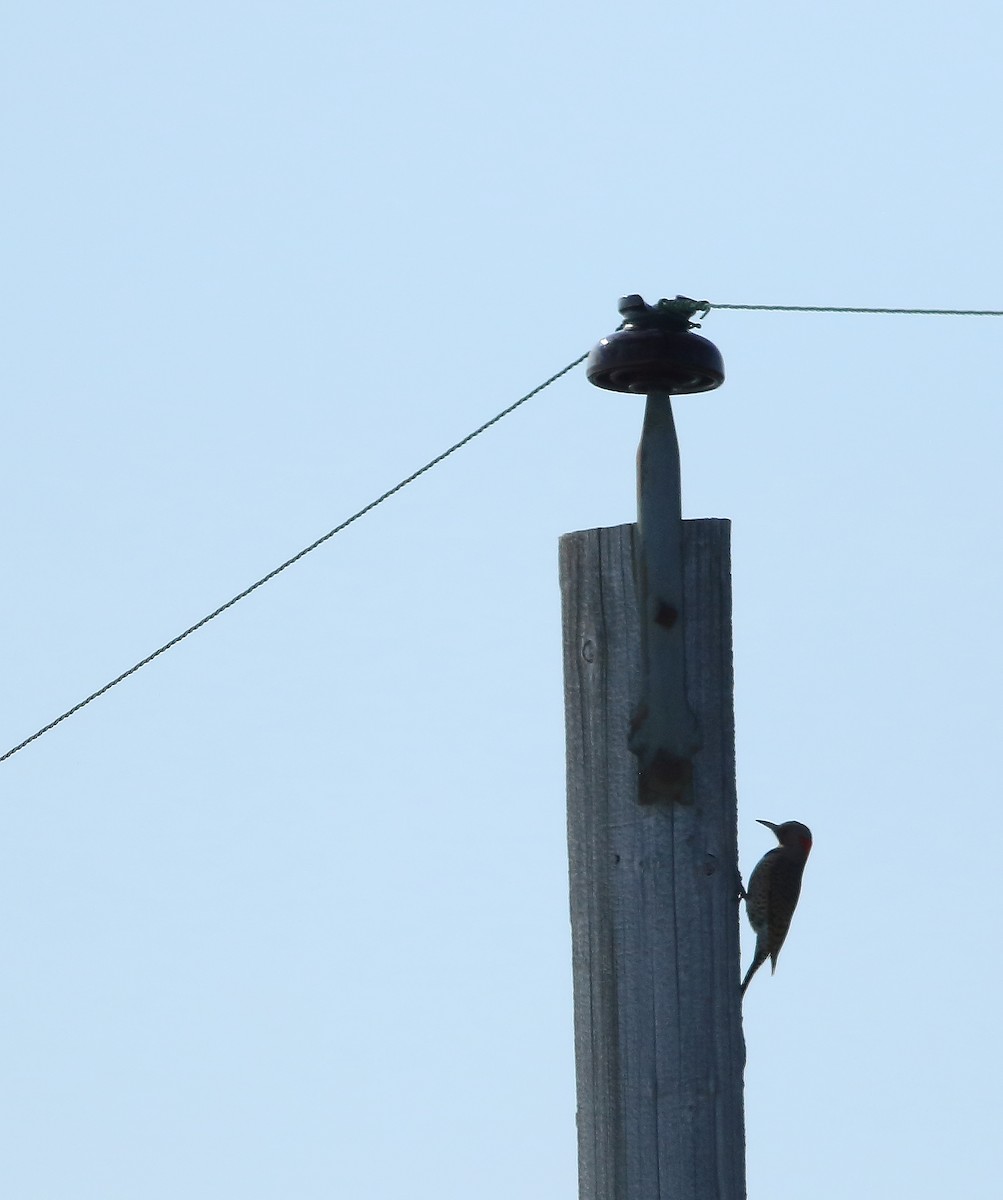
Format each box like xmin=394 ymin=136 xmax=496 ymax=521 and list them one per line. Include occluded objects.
xmin=2 ymin=2 xmax=1001 ymax=1197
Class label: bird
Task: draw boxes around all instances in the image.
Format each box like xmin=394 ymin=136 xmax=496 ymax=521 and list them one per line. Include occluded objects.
xmin=740 ymin=819 xmax=812 ymax=996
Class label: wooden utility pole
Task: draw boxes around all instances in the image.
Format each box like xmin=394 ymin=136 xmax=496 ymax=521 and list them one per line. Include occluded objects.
xmin=560 ymin=297 xmax=746 ymax=1200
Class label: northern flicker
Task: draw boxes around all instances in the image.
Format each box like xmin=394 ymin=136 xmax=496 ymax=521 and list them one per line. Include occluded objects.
xmin=741 ymin=819 xmax=812 ymax=996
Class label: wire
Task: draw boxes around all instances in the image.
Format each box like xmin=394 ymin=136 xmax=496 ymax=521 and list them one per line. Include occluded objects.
xmin=0 ymin=350 xmax=589 ymax=765
xmin=710 ymin=303 xmax=1003 ymax=316
xmin=4 ymin=295 xmax=1002 ymax=766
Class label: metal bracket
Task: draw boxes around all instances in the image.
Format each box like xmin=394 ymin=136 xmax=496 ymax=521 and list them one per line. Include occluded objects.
xmin=585 ymin=291 xmax=725 ymax=804
xmin=630 ymin=391 xmax=702 ymax=803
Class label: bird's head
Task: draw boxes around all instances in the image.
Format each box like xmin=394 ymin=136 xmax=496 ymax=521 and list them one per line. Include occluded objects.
xmin=757 ymin=818 xmax=813 ymax=857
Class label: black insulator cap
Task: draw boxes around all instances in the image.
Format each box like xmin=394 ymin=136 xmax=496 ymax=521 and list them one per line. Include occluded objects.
xmin=587 ymin=294 xmax=725 ymax=395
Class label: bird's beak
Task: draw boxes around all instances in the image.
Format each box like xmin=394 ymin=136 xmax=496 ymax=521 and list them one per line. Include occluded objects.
xmin=756 ymin=819 xmax=779 ymax=834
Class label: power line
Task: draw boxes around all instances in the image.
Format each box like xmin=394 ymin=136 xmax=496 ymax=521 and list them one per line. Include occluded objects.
xmin=0 ymin=350 xmax=589 ymax=765
xmin=4 ymin=296 xmax=1002 ymax=766
xmin=710 ymin=303 xmax=1003 ymax=316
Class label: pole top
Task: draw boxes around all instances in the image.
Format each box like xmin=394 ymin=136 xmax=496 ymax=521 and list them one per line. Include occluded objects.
xmin=587 ymin=294 xmax=725 ymax=395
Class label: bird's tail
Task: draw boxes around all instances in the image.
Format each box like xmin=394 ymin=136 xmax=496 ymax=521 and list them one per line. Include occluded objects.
xmin=740 ymin=946 xmax=769 ymax=997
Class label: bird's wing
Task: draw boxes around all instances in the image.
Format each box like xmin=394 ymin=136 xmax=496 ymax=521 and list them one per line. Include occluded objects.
xmin=766 ymin=855 xmax=804 ymax=964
